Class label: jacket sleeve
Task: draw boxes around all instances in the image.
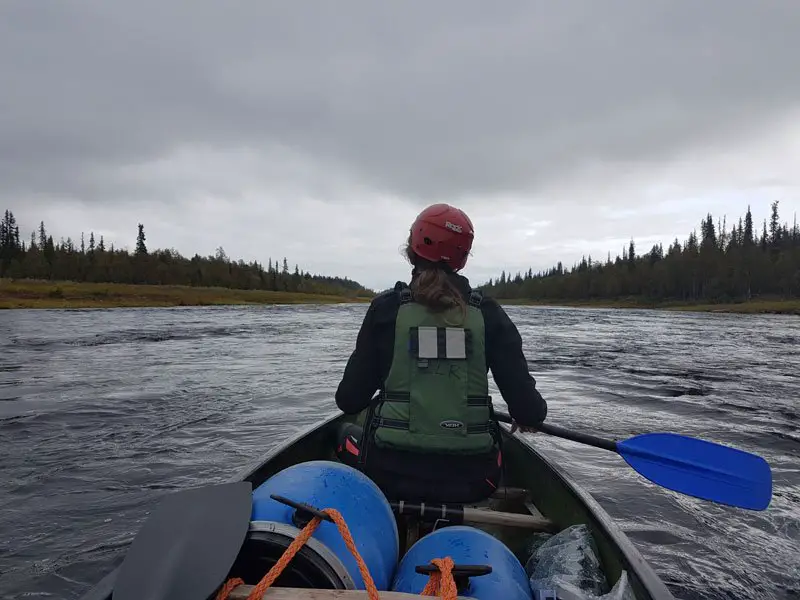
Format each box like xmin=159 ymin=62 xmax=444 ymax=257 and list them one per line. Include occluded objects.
xmin=483 ymin=299 xmax=548 ymax=426
xmin=335 ymin=302 xmax=381 ymax=414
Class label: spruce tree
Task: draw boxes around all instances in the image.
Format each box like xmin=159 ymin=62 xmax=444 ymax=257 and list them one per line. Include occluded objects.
xmin=136 ymin=224 xmax=147 ymax=256
xmin=744 ymin=206 xmax=754 ymax=245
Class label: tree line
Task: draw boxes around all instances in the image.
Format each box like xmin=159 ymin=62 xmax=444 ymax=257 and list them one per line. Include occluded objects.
xmin=0 ymin=211 xmax=373 ymax=297
xmin=481 ymin=202 xmax=800 ymax=303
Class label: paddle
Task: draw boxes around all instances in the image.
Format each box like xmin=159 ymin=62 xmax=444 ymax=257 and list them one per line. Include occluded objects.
xmin=493 ymin=411 xmax=772 ymax=511
xmin=113 ymin=481 xmax=253 ymax=600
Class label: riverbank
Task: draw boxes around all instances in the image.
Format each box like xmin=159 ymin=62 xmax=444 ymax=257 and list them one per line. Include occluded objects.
xmin=495 ymin=296 xmax=800 ymax=315
xmin=3 ymin=280 xmax=797 ymax=314
xmin=0 ymin=280 xmax=372 ymax=309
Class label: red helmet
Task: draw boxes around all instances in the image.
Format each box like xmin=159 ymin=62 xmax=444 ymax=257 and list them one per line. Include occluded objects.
xmin=409 ymin=203 xmax=474 ymax=271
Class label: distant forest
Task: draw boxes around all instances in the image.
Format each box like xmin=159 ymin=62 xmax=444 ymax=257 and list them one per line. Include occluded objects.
xmin=0 ymin=210 xmax=373 ymax=297
xmin=481 ymin=202 xmax=799 ymax=303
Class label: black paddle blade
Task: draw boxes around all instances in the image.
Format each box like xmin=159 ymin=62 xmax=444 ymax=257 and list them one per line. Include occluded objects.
xmin=113 ymin=481 xmax=253 ymax=600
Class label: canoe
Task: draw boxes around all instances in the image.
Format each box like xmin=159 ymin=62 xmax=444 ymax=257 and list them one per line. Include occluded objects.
xmin=78 ymin=410 xmax=675 ymax=600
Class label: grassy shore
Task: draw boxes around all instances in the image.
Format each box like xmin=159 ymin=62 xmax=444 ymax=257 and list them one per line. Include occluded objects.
xmin=496 ymin=296 xmax=800 ymax=315
xmin=3 ymin=280 xmax=797 ymax=314
xmin=0 ymin=279 xmax=373 ymax=309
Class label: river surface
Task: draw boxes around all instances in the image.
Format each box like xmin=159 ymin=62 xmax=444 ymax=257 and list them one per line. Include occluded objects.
xmin=0 ymin=305 xmax=798 ymax=600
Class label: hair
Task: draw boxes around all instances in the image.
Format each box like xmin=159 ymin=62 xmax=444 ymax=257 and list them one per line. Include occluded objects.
xmin=404 ymin=235 xmax=467 ymax=322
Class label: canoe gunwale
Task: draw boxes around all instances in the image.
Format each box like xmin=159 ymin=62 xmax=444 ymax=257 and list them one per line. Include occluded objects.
xmin=228 ymin=410 xmax=344 ymax=485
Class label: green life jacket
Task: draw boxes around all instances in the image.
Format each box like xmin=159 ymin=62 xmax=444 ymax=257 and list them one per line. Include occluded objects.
xmin=370 ymin=286 xmax=495 ymax=455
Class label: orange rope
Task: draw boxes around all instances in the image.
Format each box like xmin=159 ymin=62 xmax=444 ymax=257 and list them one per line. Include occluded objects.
xmin=215 ymin=507 xmax=458 ymax=600
xmin=214 ymin=577 xmax=245 ymax=600
xmin=420 ymin=557 xmax=458 ymax=599
xmin=215 ymin=508 xmax=380 ymax=600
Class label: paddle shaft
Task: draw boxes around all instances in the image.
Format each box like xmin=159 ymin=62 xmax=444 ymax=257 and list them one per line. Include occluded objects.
xmin=494 ymin=411 xmax=617 ymax=452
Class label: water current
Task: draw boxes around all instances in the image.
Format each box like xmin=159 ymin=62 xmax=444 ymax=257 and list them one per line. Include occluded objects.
xmin=0 ymin=305 xmax=798 ymax=599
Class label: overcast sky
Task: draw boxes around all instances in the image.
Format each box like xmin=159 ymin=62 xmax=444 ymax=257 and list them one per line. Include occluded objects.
xmin=2 ymin=1 xmax=800 ymax=291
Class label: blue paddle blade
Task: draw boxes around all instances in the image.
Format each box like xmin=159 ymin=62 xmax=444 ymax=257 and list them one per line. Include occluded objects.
xmin=617 ymin=432 xmax=772 ymax=511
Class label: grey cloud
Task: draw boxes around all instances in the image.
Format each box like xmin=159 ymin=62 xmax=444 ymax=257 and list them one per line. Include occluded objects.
xmin=2 ymin=1 xmax=800 ymax=206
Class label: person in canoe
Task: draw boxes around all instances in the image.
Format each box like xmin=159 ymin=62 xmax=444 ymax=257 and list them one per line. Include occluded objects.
xmin=334 ymin=202 xmax=548 ymax=504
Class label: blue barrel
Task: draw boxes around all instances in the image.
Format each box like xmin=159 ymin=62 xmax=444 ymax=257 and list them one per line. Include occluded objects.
xmin=251 ymin=460 xmax=398 ymax=591
xmin=392 ymin=526 xmax=533 ymax=600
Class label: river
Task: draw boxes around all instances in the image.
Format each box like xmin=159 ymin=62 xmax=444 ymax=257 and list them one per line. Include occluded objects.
xmin=0 ymin=304 xmax=798 ymax=600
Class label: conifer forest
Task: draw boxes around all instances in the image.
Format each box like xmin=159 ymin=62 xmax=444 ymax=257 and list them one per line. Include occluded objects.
xmin=0 ymin=211 xmax=372 ymax=297
xmin=481 ymin=202 xmax=799 ymax=303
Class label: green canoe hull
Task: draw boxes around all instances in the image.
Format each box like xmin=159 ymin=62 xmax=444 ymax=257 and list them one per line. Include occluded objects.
xmin=79 ymin=411 xmax=675 ymax=600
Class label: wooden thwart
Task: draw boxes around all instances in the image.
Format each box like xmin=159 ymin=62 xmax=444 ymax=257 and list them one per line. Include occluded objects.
xmin=231 ymin=587 xmax=474 ymax=599
xmin=391 ymin=501 xmax=555 ymax=532
xmin=462 ymin=507 xmax=554 ymax=531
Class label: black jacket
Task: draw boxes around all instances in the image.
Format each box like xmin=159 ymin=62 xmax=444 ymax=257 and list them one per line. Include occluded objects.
xmin=335 ymin=274 xmax=548 ymax=427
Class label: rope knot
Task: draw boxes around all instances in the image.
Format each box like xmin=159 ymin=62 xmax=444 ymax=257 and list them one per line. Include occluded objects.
xmin=420 ymin=557 xmax=458 ymax=599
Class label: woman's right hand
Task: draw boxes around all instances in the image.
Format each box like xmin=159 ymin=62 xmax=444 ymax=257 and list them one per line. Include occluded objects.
xmin=510 ymin=421 xmax=537 ymax=434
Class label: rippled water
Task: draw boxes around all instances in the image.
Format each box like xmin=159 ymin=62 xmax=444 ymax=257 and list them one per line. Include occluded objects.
xmin=0 ymin=305 xmax=798 ymax=600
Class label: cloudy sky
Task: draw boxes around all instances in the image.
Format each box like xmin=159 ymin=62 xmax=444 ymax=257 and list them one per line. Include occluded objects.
xmin=2 ymin=1 xmax=800 ymax=291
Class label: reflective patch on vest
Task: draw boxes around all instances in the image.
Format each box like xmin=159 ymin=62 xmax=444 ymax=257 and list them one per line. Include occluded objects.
xmin=415 ymin=326 xmax=467 ymax=359
xmin=418 ymin=327 xmax=439 ymax=358
xmin=439 ymin=420 xmax=465 ymax=430
xmin=445 ymin=327 xmax=466 ymax=359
